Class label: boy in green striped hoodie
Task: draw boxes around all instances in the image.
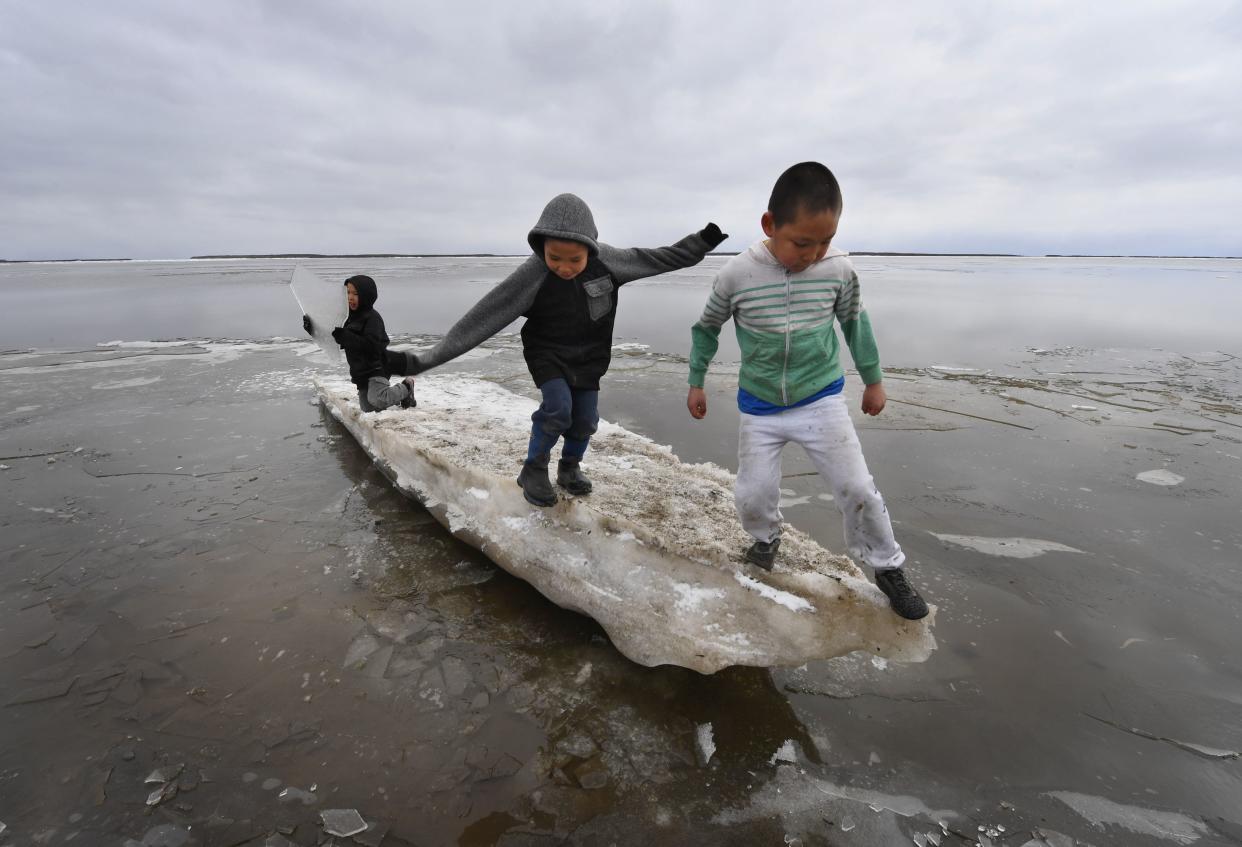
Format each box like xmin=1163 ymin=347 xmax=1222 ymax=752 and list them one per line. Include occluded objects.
xmin=686 ymin=162 xmax=928 ymax=620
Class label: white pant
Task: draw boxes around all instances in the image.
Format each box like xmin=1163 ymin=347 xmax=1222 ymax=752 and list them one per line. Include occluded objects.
xmin=735 ymin=393 xmax=905 ymax=571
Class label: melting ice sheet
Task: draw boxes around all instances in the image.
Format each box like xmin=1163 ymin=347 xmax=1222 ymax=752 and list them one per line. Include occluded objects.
xmin=315 ymin=375 xmax=935 ymax=673
xmin=931 ymin=533 xmax=1085 ymax=559
xmin=1136 ymin=469 xmax=1185 ymax=486
xmin=1046 ymin=791 xmax=1208 ymax=843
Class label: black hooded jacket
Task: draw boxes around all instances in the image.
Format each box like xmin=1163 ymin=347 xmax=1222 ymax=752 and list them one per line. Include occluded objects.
xmin=334 ymin=275 xmax=389 ymax=390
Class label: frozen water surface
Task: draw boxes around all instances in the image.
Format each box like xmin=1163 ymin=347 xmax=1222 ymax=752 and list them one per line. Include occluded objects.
xmin=1 ymin=256 xmax=1240 ymax=845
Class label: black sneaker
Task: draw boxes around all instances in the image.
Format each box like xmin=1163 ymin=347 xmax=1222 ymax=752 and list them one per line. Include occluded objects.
xmin=556 ymin=459 xmax=593 ymax=495
xmin=517 ymin=461 xmax=556 ymax=507
xmin=744 ymin=538 xmax=781 ymax=571
xmin=400 ymin=377 xmax=417 ymax=409
xmin=874 ymin=569 xmax=929 ymax=620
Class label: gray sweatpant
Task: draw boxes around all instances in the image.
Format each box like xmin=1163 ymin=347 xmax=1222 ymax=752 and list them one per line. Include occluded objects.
xmin=358 ymin=377 xmax=414 ymax=413
xmin=735 ymin=393 xmax=905 ymax=571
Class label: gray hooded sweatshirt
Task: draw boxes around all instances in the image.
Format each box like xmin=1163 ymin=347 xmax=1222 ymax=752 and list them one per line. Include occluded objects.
xmin=410 ymin=194 xmax=716 ymax=388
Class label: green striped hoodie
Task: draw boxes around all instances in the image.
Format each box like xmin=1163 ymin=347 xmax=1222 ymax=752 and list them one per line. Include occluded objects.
xmin=688 ymin=241 xmax=882 ymax=406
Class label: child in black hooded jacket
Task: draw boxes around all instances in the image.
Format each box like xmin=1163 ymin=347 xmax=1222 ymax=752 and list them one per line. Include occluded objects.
xmin=386 ymin=194 xmax=725 ymax=506
xmin=303 ymin=274 xmax=415 ymax=412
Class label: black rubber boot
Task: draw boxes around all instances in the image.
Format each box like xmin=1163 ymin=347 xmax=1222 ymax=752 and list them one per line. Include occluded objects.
xmin=744 ymin=537 xmax=781 ymax=571
xmin=517 ymin=458 xmax=556 ymax=507
xmin=556 ymin=459 xmax=593 ymax=495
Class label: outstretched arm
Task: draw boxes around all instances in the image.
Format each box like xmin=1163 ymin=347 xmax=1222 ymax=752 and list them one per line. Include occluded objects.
xmin=410 ymin=255 xmax=547 ymax=373
xmin=598 ymin=223 xmax=727 ymax=285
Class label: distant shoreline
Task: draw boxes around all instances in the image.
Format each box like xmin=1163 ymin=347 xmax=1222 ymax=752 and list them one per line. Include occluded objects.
xmin=2 ymin=251 xmax=1238 ymax=264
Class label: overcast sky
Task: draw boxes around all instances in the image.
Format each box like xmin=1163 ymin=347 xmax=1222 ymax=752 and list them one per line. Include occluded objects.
xmin=2 ymin=1 xmax=1240 ymax=259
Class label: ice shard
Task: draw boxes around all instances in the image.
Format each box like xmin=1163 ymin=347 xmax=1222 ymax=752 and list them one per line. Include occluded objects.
xmin=316 ymin=375 xmax=935 ymax=674
xmin=320 ymin=809 xmax=368 ymax=838
xmin=290 ymin=266 xmax=347 ymax=361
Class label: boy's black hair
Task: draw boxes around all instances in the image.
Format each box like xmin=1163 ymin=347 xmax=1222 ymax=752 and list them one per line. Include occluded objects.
xmin=768 ymin=162 xmax=843 ymax=226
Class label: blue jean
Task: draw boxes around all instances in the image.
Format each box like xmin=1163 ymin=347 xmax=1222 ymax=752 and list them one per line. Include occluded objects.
xmin=526 ymin=378 xmax=599 ymax=464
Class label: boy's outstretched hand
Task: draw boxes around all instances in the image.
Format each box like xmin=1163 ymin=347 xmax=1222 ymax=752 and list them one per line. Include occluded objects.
xmin=302 ymin=315 xmax=314 ymax=335
xmin=687 ymin=386 xmax=708 ymax=419
xmin=699 ymin=223 xmax=728 ymax=250
xmin=861 ymin=382 xmax=887 ymax=416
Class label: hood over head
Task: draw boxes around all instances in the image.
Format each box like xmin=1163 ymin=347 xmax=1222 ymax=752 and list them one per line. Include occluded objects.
xmin=344 ymin=274 xmax=378 ymax=311
xmin=527 ymin=193 xmax=599 ymax=257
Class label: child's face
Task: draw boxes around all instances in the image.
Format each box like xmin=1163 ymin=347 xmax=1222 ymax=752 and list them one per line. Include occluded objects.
xmin=762 ymin=206 xmax=840 ymax=274
xmin=346 ymin=282 xmax=359 ymax=311
xmin=543 ymin=239 xmax=589 ymax=280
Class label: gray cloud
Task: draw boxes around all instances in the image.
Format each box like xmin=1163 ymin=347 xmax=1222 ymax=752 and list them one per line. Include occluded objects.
xmin=2 ymin=0 xmax=1239 ymax=259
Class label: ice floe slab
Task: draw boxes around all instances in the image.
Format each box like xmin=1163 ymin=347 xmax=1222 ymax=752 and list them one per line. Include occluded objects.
xmin=1046 ymin=791 xmax=1208 ymax=843
xmin=1136 ymin=469 xmax=1185 ymax=486
xmin=315 ymin=375 xmax=935 ymax=674
xmin=931 ymin=533 xmax=1085 ymax=559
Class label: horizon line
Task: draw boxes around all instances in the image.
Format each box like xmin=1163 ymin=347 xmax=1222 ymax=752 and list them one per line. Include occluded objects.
xmin=3 ymin=251 xmax=1240 ymax=264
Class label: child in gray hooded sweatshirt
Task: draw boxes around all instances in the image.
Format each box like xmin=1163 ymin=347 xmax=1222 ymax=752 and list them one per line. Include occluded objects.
xmin=392 ymin=193 xmax=726 ymax=506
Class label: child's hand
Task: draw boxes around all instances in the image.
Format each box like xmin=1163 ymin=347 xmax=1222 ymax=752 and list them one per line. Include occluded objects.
xmin=699 ymin=223 xmax=728 ymax=250
xmin=861 ymin=382 xmax=886 ymax=416
xmin=687 ymin=386 xmax=708 ymax=419
xmin=302 ymin=315 xmax=314 ymax=335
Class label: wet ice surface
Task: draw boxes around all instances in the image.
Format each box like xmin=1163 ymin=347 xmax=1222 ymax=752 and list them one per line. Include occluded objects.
xmin=2 ymin=256 xmax=1241 ymax=845
xmin=2 ymin=339 xmax=1238 ymax=845
xmin=315 ymin=372 xmax=934 ymax=672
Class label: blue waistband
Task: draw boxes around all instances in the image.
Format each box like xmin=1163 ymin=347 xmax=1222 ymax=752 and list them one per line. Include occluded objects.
xmin=738 ymin=376 xmax=845 ymax=416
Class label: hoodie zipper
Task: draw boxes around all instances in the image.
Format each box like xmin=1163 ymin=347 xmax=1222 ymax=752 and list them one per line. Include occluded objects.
xmin=781 ymin=267 xmax=791 ymax=405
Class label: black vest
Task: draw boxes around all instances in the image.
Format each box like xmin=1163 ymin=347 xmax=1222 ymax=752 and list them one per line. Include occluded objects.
xmin=520 ymin=257 xmax=618 ymax=390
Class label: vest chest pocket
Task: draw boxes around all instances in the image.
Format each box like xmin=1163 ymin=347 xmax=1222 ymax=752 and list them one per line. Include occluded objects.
xmin=582 ymin=275 xmax=615 ymax=321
